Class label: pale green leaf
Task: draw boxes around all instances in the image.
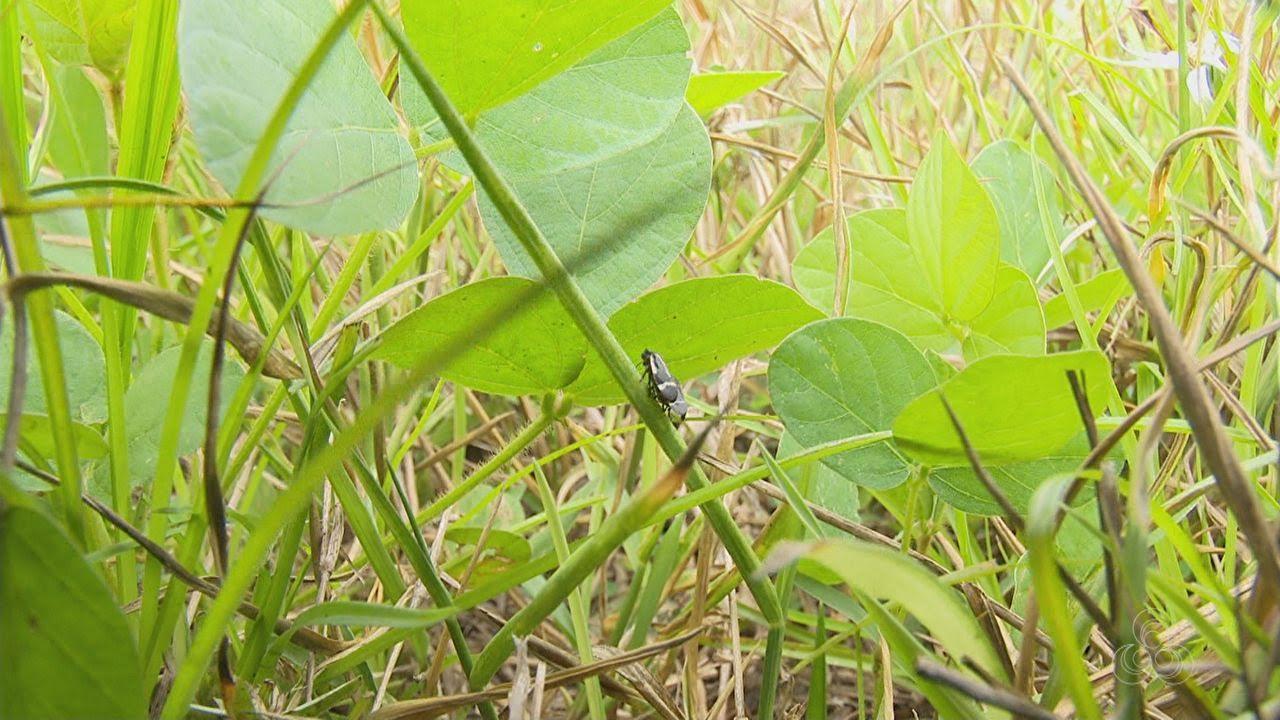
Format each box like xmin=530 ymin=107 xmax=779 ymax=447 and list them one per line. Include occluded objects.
xmin=961 ymin=265 xmax=1045 ymax=358
xmin=118 ymin=343 xmax=247 ymax=491
xmin=893 ymin=350 xmax=1112 ymax=467
xmin=928 ymin=435 xmax=1091 ymax=515
xmin=0 ymin=505 xmax=145 ymax=719
xmin=569 ymin=275 xmax=823 ymax=405
xmin=408 ymin=10 xmax=709 ymax=316
xmin=0 ymin=311 xmax=105 ymax=423
xmin=1043 ymin=268 xmax=1131 ymax=329
xmin=402 ymin=0 xmax=671 ymax=116
xmin=770 ymin=319 xmax=936 ymax=489
xmin=178 ymin=0 xmax=418 ymax=235
xmin=45 ymin=64 xmax=108 ymax=179
xmin=972 ymin=139 xmax=1063 ymax=280
xmin=372 ymin=277 xmax=588 ymax=396
xmin=685 ymin=70 xmax=784 ymax=115
xmin=23 ymin=0 xmax=136 ymax=74
xmin=801 ymin=209 xmax=1044 ymax=362
xmin=905 ymin=136 xmax=999 ymax=321
xmin=2 ymin=413 xmax=107 ymax=461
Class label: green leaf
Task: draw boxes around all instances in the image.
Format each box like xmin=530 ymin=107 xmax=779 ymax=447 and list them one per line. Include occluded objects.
xmin=402 ymin=0 xmax=671 ymax=117
xmin=972 ymin=139 xmax=1063 ymax=280
xmin=0 ymin=311 xmax=105 ymax=423
xmin=569 ymin=275 xmax=823 ymax=405
xmin=45 ymin=64 xmax=109 ymax=179
xmin=793 ymin=538 xmax=1007 ymax=681
xmin=906 ymin=135 xmax=999 ymax=321
xmin=770 ymin=319 xmax=936 ymax=489
xmin=1043 ymin=268 xmax=1131 ymax=329
xmin=685 ymin=70 xmax=784 ymax=115
xmin=0 ymin=504 xmax=145 ymax=719
xmin=961 ymin=265 xmax=1045 ymax=358
xmin=407 ymin=10 xmax=709 ymax=317
xmin=178 ymin=0 xmax=417 ymax=235
xmin=23 ymin=0 xmax=136 ymax=74
xmin=371 ymin=277 xmax=587 ymax=396
xmin=928 ymin=435 xmax=1090 ymax=515
xmin=892 ymin=350 xmax=1112 ymax=467
xmin=800 ymin=209 xmax=1044 ymax=362
xmin=2 ymin=413 xmax=108 ymax=461
xmin=118 ymin=343 xmax=247 ymax=492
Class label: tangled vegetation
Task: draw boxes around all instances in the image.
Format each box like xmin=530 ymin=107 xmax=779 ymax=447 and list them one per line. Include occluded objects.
xmin=2 ymin=1 xmax=1279 ymax=718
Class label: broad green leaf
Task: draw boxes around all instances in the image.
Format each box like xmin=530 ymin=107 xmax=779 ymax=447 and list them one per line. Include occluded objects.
xmin=801 ymin=209 xmax=1044 ymax=361
xmin=0 ymin=505 xmax=145 ymax=719
xmin=893 ymin=350 xmax=1112 ymax=467
xmin=770 ymin=319 xmax=936 ymax=489
xmin=178 ymin=0 xmax=417 ymax=235
xmin=569 ymin=276 xmax=823 ymax=405
xmin=793 ymin=539 xmax=1007 ymax=681
xmin=45 ymin=64 xmax=108 ymax=179
xmin=1043 ymin=268 xmax=1131 ymax=329
xmin=961 ymin=265 xmax=1045 ymax=358
xmin=402 ymin=0 xmax=670 ymax=117
xmin=972 ymin=139 xmax=1062 ymax=280
xmin=118 ymin=343 xmax=247 ymax=491
xmin=372 ymin=277 xmax=588 ymax=396
xmin=2 ymin=413 xmax=107 ymax=461
xmin=23 ymin=0 xmax=136 ymax=74
xmin=408 ymin=10 xmax=709 ymax=317
xmin=0 ymin=311 xmax=105 ymax=423
xmin=685 ymin=70 xmax=784 ymax=115
xmin=822 ymin=209 xmax=945 ymax=345
xmin=928 ymin=435 xmax=1090 ymax=515
xmin=790 ymin=228 xmax=845 ymax=312
xmin=906 ymin=136 xmax=999 ymax=321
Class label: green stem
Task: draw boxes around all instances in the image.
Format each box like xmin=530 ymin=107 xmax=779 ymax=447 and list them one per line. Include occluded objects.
xmin=378 ymin=1 xmax=784 ymax=649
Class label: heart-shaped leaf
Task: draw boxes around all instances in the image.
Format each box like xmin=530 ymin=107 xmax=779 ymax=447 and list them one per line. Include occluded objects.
xmin=402 ymin=0 xmax=671 ymax=117
xmin=906 ymin=136 xmax=999 ymax=321
xmin=570 ymin=275 xmax=823 ymax=405
xmin=0 ymin=505 xmax=145 ymax=719
xmin=372 ymin=277 xmax=588 ymax=396
xmin=406 ymin=10 xmax=710 ymax=317
xmin=972 ymin=139 xmax=1063 ymax=281
xmin=892 ymin=350 xmax=1112 ymax=467
xmin=770 ymin=319 xmax=937 ymax=489
xmin=179 ymin=0 xmax=418 ymax=235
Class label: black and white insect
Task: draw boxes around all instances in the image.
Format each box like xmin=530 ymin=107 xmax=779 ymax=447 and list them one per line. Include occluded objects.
xmin=640 ymin=349 xmax=688 ymax=425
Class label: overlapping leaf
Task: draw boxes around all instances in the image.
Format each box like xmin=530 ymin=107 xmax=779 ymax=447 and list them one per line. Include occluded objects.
xmin=0 ymin=505 xmax=145 ymax=719
xmin=405 ymin=10 xmax=710 ymax=316
xmin=570 ymin=276 xmax=823 ymax=404
xmin=770 ymin=319 xmax=936 ymax=489
xmin=401 ymin=0 xmax=671 ymax=117
xmin=372 ymin=277 xmax=588 ymax=396
xmin=179 ymin=0 xmax=418 ymax=235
